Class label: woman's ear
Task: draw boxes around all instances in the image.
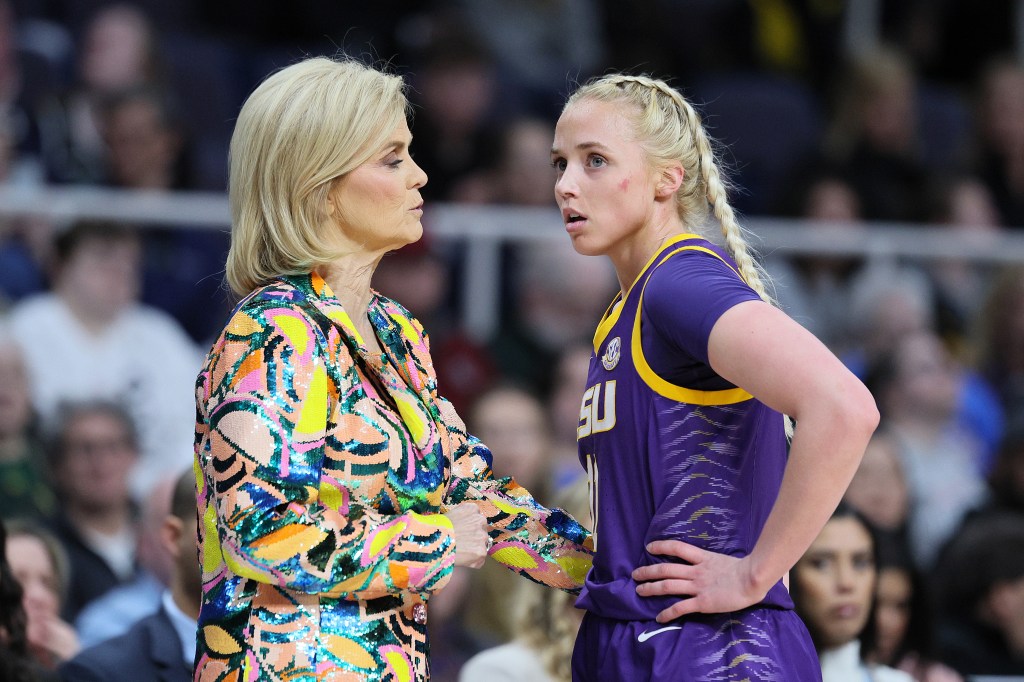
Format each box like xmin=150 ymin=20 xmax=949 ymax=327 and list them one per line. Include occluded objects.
xmin=324 ymin=182 xmax=338 ymax=217
xmin=655 ymin=164 xmax=684 ymax=199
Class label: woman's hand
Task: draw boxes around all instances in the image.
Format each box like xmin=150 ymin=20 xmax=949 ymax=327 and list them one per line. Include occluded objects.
xmin=632 ymin=540 xmax=770 ymax=623
xmin=27 ymin=613 xmax=80 ymax=668
xmin=444 ymin=503 xmax=490 ymax=569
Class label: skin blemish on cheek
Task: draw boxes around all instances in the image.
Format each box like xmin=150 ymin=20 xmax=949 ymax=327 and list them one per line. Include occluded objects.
xmin=619 ymin=179 xmax=629 ymax=192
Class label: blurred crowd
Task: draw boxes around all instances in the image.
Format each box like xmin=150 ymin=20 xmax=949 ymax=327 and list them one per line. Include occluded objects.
xmin=0 ymin=0 xmax=1023 ymax=680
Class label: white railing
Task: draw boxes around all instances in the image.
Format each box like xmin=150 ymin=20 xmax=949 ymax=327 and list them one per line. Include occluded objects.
xmin=4 ymin=185 xmax=1024 ymax=339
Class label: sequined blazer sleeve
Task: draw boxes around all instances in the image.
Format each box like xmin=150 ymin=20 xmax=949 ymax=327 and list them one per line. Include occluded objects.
xmin=195 ymin=295 xmax=455 ymax=600
xmin=397 ymin=315 xmax=593 ymax=592
xmin=440 ymin=397 xmax=593 ymax=592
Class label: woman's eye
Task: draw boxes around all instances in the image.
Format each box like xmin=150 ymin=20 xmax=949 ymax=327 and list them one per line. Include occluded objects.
xmin=853 ymin=555 xmax=874 ymax=571
xmin=387 ymin=158 xmax=403 ymax=168
xmin=589 ymin=155 xmax=606 ymax=167
xmin=551 ymin=158 xmax=566 ymax=171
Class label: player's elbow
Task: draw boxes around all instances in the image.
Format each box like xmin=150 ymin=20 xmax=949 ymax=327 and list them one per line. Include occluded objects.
xmin=825 ymin=377 xmax=880 ymax=447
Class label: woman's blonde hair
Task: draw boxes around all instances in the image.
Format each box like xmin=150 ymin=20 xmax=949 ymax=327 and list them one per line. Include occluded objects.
xmin=226 ymin=56 xmax=408 ymax=296
xmin=563 ymin=74 xmax=774 ymax=305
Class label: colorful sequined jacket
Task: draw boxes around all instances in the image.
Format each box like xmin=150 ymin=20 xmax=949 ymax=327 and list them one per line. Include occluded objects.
xmin=193 ymin=273 xmax=593 ymax=681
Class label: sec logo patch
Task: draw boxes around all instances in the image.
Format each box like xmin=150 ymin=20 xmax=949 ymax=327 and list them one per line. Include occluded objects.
xmin=601 ymin=337 xmax=621 ymax=370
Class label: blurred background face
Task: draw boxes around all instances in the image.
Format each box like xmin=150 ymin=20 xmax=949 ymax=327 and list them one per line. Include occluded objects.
xmin=471 ymin=387 xmax=550 ymax=489
xmin=892 ymin=332 xmax=960 ymax=423
xmin=6 ymin=534 xmax=60 ymax=628
xmin=0 ymin=340 xmax=31 ymax=439
xmin=874 ymin=566 xmax=912 ymax=664
xmin=103 ymin=97 xmax=179 ymax=189
xmin=844 ymin=435 xmax=909 ymax=531
xmin=982 ymin=64 xmax=1024 ymax=151
xmin=420 ymin=63 xmax=494 ymax=131
xmin=499 ymin=119 xmax=557 ymax=206
xmin=794 ymin=516 xmax=876 ymax=650
xmin=862 ymin=81 xmax=915 ymax=152
xmin=804 ymin=179 xmax=862 ymax=222
xmin=58 ymin=234 xmax=142 ymax=321
xmin=946 ymin=179 xmax=1001 ymax=230
xmin=55 ymin=411 xmax=136 ymax=510
xmin=81 ymin=5 xmax=152 ymax=92
xmin=550 ymin=344 xmax=594 ymax=447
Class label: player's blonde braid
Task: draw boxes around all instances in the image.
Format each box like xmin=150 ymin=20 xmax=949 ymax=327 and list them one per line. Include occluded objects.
xmin=648 ymin=78 xmax=776 ymax=306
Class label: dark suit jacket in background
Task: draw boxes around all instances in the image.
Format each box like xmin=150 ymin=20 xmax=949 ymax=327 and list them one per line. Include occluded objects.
xmin=58 ymin=606 xmax=191 ymax=682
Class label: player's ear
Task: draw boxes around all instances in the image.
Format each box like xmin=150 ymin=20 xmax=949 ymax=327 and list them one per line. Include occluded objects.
xmin=655 ymin=163 xmax=684 ymax=199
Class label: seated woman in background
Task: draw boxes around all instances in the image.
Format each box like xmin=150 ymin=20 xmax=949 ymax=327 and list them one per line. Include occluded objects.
xmin=459 ymin=479 xmax=591 ymax=682
xmin=4 ymin=520 xmax=79 ymax=673
xmin=869 ymin=536 xmax=962 ymax=681
xmin=791 ymin=503 xmax=913 ymax=682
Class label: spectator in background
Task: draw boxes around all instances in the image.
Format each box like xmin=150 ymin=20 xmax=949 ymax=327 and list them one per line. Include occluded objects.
xmin=423 ymin=567 xmax=490 ymax=682
xmin=44 ymin=401 xmax=141 ymax=621
xmin=454 ymin=116 xmax=557 ymax=205
xmin=462 ymin=383 xmax=558 ymax=644
xmin=870 ymin=537 xmax=962 ymax=682
xmin=5 ymin=520 xmax=79 ymax=671
xmin=35 ymin=3 xmax=164 ymax=184
xmin=0 ymin=518 xmax=58 ymax=682
xmin=924 ymin=173 xmax=1003 ymax=350
xmin=866 ymin=330 xmax=989 ymax=569
xmin=0 ymin=0 xmax=57 ymax=167
xmin=95 ymin=83 xmax=230 ymax=343
xmin=824 ymin=46 xmax=928 ymax=222
xmin=844 ymin=262 xmax=936 ymax=378
xmin=977 ymin=265 xmax=1024 ymax=416
xmin=460 ymin=479 xmax=591 ymax=682
xmin=847 ymin=261 xmax=1004 ymax=460
xmin=972 ymin=56 xmax=1024 ymax=227
xmin=407 ymin=25 xmax=503 ymax=202
xmin=0 ymin=110 xmax=51 ymax=307
xmin=768 ymin=163 xmax=867 ymax=353
xmin=72 ymin=470 xmax=181 ymax=647
xmin=454 ymin=0 xmax=605 ymax=115
xmin=0 ymin=331 xmax=54 ymax=521
xmin=545 ymin=343 xmax=592 ymax=490
xmin=490 ymin=237 xmax=617 ymax=397
xmin=372 ymin=237 xmax=497 ymax=414
xmin=843 ymin=429 xmax=911 ymax=551
xmin=932 ymin=512 xmax=1024 ymax=676
xmin=6 ymin=220 xmax=200 ymax=497
xmin=98 ymin=85 xmax=186 ymax=190
xmin=59 ymin=467 xmax=197 ymax=681
xmin=790 ymin=503 xmax=913 ymax=682
xmin=956 ymin=418 xmax=1024 ymax=534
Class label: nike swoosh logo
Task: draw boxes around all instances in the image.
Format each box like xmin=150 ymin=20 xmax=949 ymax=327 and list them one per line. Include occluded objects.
xmin=637 ymin=626 xmax=682 ymax=642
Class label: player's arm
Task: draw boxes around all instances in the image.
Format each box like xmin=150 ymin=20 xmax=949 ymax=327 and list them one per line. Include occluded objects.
xmin=633 ymin=299 xmax=878 ymax=621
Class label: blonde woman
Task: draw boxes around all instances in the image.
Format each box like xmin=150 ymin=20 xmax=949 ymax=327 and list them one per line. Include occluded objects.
xmin=193 ymin=56 xmax=592 ymax=681
xmin=551 ymin=74 xmax=879 ymax=679
xmin=459 ymin=479 xmax=591 ymax=682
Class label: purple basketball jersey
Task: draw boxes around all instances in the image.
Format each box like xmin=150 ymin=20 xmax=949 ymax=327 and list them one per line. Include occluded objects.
xmin=573 ymin=234 xmax=820 ymax=681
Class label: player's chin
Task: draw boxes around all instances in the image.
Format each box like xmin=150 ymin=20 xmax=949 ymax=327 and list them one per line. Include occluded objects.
xmin=568 ymin=233 xmax=605 ymax=258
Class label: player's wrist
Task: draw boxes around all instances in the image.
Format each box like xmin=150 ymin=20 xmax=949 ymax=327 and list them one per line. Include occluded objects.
xmin=740 ymin=554 xmax=776 ymax=600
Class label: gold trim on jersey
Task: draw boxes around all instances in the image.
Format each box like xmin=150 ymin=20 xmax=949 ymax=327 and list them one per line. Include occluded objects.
xmin=631 ymin=244 xmax=754 ymax=405
xmin=592 ymin=233 xmax=705 ymax=353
